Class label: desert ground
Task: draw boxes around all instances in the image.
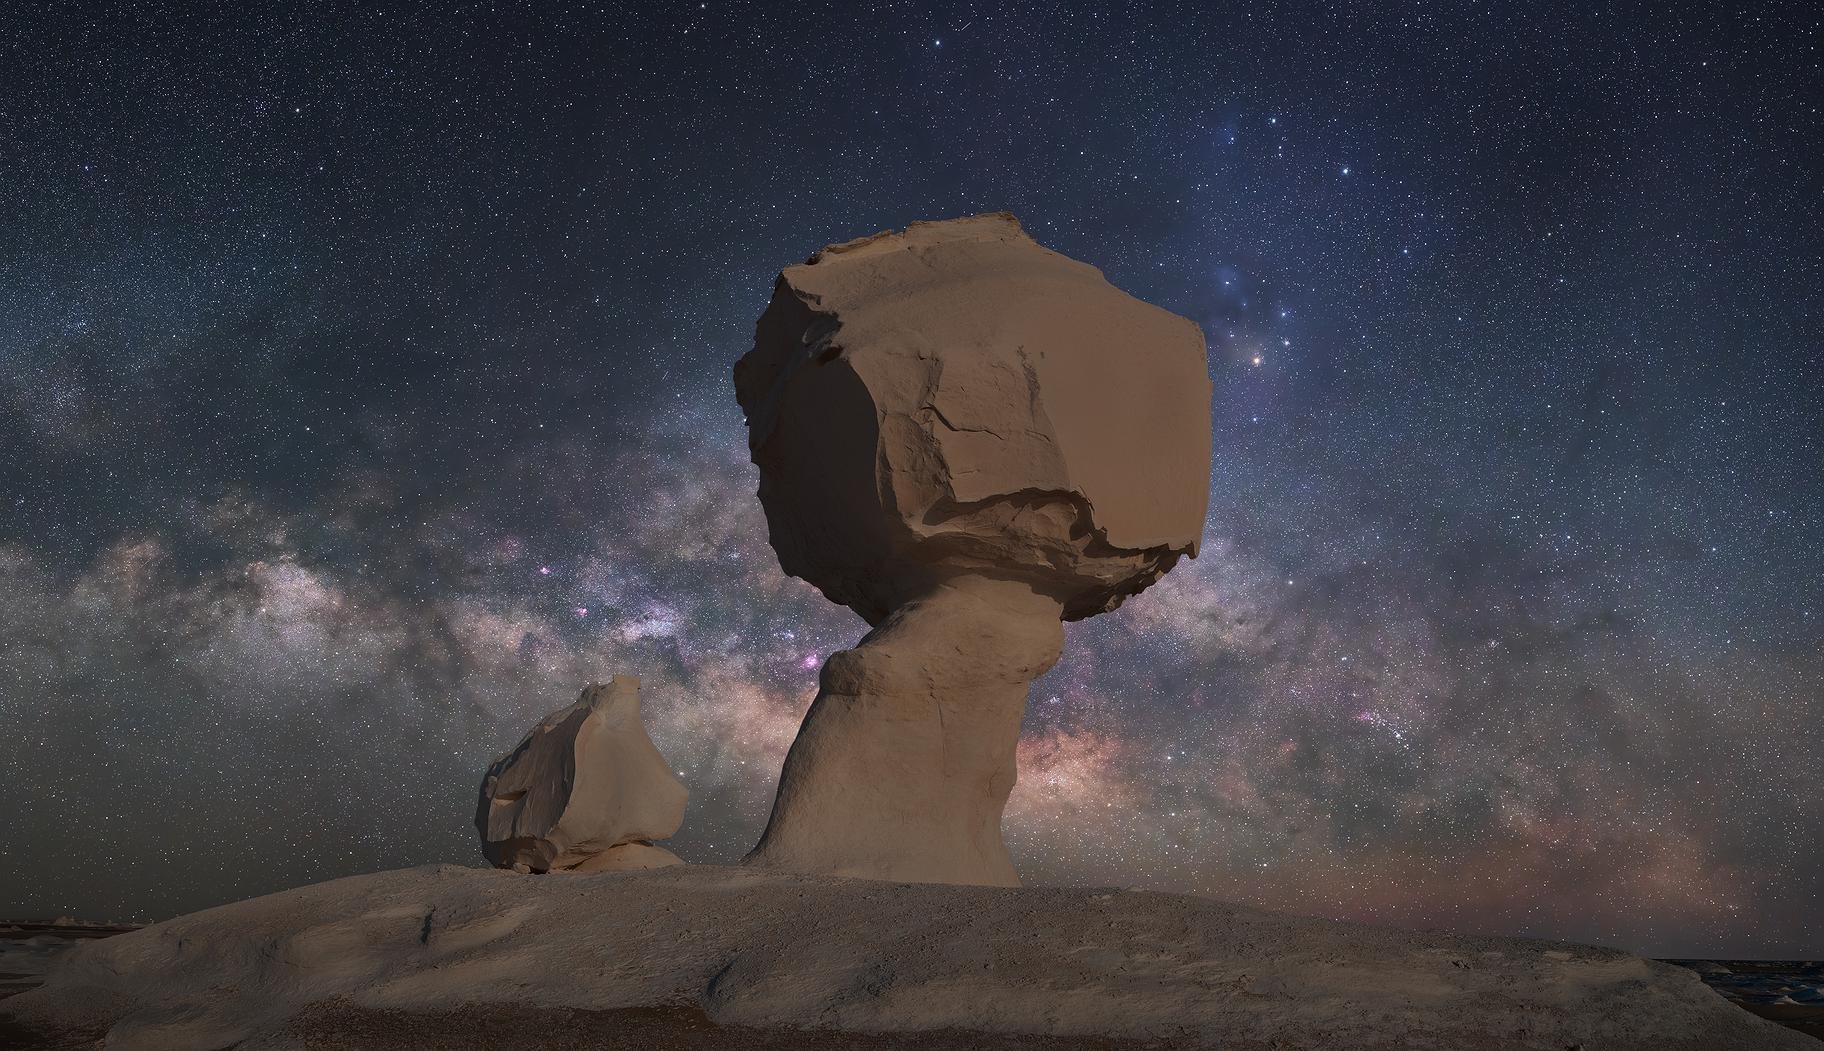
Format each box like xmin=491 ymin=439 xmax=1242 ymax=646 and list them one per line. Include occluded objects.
xmin=4 ymin=864 xmax=1816 ymax=1050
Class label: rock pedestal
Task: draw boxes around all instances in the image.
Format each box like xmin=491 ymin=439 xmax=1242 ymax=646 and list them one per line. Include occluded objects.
xmin=734 ymin=213 xmax=1213 ymax=884
xmin=750 ymin=576 xmax=1064 ymax=885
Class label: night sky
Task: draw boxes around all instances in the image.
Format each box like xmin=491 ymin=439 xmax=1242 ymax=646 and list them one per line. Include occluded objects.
xmin=3 ymin=2 xmax=1820 ymax=958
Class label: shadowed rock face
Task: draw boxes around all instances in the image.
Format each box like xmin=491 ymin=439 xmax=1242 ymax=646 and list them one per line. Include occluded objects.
xmin=476 ymin=676 xmax=687 ymax=874
xmin=735 ymin=211 xmax=1212 ymax=625
xmin=735 ymin=214 xmax=1212 ymax=885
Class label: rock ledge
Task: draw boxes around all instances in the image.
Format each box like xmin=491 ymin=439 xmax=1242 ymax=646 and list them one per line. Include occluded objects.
xmin=3 ymin=864 xmax=1804 ymax=1050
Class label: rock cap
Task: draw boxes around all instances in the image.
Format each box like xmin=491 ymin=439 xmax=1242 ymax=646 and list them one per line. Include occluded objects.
xmin=735 ymin=212 xmax=1212 ymax=622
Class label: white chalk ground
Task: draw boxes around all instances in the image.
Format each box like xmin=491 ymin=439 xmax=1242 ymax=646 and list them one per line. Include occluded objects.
xmin=3 ymin=863 xmax=1809 ymax=1050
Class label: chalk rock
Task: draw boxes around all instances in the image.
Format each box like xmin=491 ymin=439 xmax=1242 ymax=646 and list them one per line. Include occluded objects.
xmin=735 ymin=211 xmax=1212 ymax=625
xmin=735 ymin=215 xmax=1211 ymax=885
xmin=9 ymin=864 xmax=1807 ymax=1051
xmin=476 ymin=676 xmax=687 ymax=873
xmin=564 ymin=840 xmax=684 ymax=873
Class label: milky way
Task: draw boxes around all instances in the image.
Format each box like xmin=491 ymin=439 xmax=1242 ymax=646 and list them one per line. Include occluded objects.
xmin=2 ymin=3 xmax=1819 ymax=957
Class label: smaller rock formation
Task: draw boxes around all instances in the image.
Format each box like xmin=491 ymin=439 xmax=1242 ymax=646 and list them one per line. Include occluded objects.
xmin=476 ymin=676 xmax=687 ymax=874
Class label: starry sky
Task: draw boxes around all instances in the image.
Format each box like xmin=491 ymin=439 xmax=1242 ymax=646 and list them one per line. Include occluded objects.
xmin=2 ymin=2 xmax=1820 ymax=959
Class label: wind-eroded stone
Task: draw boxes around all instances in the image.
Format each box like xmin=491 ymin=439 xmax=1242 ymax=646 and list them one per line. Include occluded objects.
xmin=735 ymin=214 xmax=1212 ymax=885
xmin=736 ymin=211 xmax=1212 ymax=625
xmin=476 ymin=676 xmax=686 ymax=874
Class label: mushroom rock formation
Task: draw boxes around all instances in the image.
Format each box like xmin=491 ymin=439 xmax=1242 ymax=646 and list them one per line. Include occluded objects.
xmin=476 ymin=676 xmax=688 ymax=874
xmin=734 ymin=213 xmax=1212 ymax=886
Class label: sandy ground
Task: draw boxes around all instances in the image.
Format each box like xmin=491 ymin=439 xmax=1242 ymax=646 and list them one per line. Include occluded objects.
xmin=3 ymin=865 xmax=1814 ymax=1050
xmin=2 ymin=1001 xmax=1182 ymax=1050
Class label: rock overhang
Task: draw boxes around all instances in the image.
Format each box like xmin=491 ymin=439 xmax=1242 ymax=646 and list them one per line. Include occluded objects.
xmin=735 ymin=212 xmax=1212 ymax=623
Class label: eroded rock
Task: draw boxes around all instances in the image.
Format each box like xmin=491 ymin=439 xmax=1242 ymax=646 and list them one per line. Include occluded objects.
xmin=735 ymin=214 xmax=1212 ymax=885
xmin=11 ymin=864 xmax=1808 ymax=1051
xmin=476 ymin=676 xmax=687 ymax=873
xmin=735 ymin=211 xmax=1212 ymax=625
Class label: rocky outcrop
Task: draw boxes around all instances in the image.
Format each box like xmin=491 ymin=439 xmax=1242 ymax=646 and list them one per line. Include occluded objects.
xmin=4 ymin=864 xmax=1806 ymax=1051
xmin=735 ymin=213 xmax=1212 ymax=885
xmin=735 ymin=212 xmax=1212 ymax=625
xmin=475 ymin=676 xmax=686 ymax=874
